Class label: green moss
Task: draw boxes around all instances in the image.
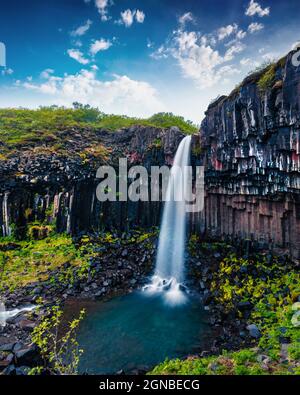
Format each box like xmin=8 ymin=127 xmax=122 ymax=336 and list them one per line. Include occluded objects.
xmin=150 ymin=138 xmax=162 ymax=149
xmin=27 ymin=222 xmax=55 ymax=240
xmin=0 ymin=233 xmax=89 ymax=292
xmin=257 ymin=64 xmax=276 ymax=92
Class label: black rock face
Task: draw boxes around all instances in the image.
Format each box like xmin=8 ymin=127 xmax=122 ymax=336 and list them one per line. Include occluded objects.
xmin=197 ymin=50 xmax=300 ymax=259
xmin=0 ymin=126 xmax=185 ymax=236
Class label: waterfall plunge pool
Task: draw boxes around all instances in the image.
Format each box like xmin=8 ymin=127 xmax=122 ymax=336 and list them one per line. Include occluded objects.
xmin=64 ymin=290 xmax=211 ymax=375
xmin=63 ymin=136 xmax=210 ymax=374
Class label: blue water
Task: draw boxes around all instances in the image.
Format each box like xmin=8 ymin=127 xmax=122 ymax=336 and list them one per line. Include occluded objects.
xmin=71 ymin=291 xmax=210 ymax=374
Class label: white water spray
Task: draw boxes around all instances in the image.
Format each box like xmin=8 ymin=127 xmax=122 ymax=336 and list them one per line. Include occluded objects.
xmin=144 ymin=136 xmax=192 ymax=305
xmin=0 ymin=302 xmax=36 ymax=326
xmin=2 ymin=192 xmax=11 ymax=237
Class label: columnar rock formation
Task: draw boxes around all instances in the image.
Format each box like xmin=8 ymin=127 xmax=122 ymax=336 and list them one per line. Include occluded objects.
xmin=198 ymin=50 xmax=300 ymax=259
xmin=0 ymin=126 xmax=185 ymax=237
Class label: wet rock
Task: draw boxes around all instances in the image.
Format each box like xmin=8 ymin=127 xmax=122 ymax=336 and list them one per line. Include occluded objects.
xmin=0 ymin=342 xmax=15 ymax=352
xmin=15 ymin=344 xmax=40 ymax=367
xmin=18 ymin=320 xmax=36 ymax=332
xmin=237 ymin=301 xmax=252 ymax=311
xmin=15 ymin=366 xmax=30 ymax=375
xmin=2 ymin=364 xmax=16 ymax=375
xmin=13 ymin=342 xmax=24 ymax=352
xmin=33 ymin=287 xmax=43 ymax=295
xmin=246 ymin=324 xmax=261 ymax=339
xmin=0 ymin=359 xmax=12 ymax=371
xmin=121 ymin=249 xmax=128 ymax=257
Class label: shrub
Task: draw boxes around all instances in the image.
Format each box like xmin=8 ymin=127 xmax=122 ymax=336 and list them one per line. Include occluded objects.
xmin=30 ymin=306 xmax=85 ymax=375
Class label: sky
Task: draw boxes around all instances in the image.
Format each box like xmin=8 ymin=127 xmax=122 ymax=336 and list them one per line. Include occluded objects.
xmin=0 ymin=0 xmax=299 ymax=124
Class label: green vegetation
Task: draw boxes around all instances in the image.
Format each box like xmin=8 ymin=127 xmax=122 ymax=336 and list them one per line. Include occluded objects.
xmin=0 ymin=227 xmax=158 ymax=292
xmin=0 ymin=233 xmax=89 ymax=292
xmin=151 ymin=349 xmax=267 ymax=375
xmin=147 ymin=113 xmax=197 ymax=134
xmin=151 ymin=252 xmax=300 ymax=375
xmin=0 ymin=106 xmax=198 ymax=158
xmin=257 ymin=64 xmax=277 ymax=92
xmin=228 ymin=55 xmax=288 ymax=99
xmin=30 ymin=306 xmax=85 ymax=375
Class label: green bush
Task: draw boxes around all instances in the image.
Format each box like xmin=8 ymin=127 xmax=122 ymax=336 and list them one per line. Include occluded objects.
xmin=30 ymin=306 xmax=85 ymax=375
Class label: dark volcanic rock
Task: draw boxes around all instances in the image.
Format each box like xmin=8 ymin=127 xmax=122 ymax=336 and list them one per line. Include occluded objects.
xmin=14 ymin=344 xmax=40 ymax=367
xmin=195 ymin=50 xmax=300 ymax=260
xmin=0 ymin=126 xmax=184 ymax=237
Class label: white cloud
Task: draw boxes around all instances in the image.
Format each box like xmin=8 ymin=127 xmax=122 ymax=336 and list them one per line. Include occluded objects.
xmin=240 ymin=57 xmax=260 ymax=68
xmin=120 ymin=9 xmax=135 ymax=27
xmin=90 ymin=38 xmax=112 ymax=55
xmin=240 ymin=58 xmax=251 ymax=66
xmin=67 ymin=49 xmax=89 ymax=64
xmin=40 ymin=68 xmax=54 ymax=79
xmin=147 ymin=39 xmax=154 ymax=49
xmin=74 ymin=40 xmax=83 ymax=47
xmin=179 ymin=12 xmax=194 ymax=27
xmin=248 ymin=22 xmax=264 ymax=33
xmin=135 ymin=10 xmax=145 ymax=24
xmin=262 ymin=51 xmax=279 ymax=61
xmin=245 ymin=0 xmax=270 ymax=17
xmin=71 ymin=19 xmax=92 ymax=37
xmin=218 ymin=24 xmax=238 ymax=41
xmin=95 ymin=0 xmax=110 ymax=21
xmin=169 ymin=30 xmax=242 ymax=88
xmin=236 ymin=30 xmax=247 ymax=40
xmin=224 ymin=42 xmax=245 ymax=61
xmin=118 ymin=9 xmax=146 ymax=27
xmin=19 ymin=69 xmax=164 ymax=117
xmin=150 ymin=45 xmax=168 ymax=60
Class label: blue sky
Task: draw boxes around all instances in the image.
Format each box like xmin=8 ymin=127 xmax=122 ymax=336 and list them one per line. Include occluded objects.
xmin=0 ymin=0 xmax=299 ymax=123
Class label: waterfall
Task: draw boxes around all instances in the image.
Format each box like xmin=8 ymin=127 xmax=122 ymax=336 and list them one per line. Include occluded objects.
xmin=144 ymin=136 xmax=192 ymax=305
xmin=2 ymin=192 xmax=11 ymax=237
xmin=66 ymin=191 xmax=74 ymax=234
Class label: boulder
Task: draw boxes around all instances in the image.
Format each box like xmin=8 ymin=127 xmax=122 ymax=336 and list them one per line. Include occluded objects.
xmin=246 ymin=324 xmax=261 ymax=339
xmin=14 ymin=344 xmax=40 ymax=367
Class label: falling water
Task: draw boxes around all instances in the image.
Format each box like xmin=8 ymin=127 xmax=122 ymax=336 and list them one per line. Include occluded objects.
xmin=2 ymin=192 xmax=11 ymax=237
xmin=0 ymin=302 xmax=36 ymax=327
xmin=144 ymin=136 xmax=192 ymax=305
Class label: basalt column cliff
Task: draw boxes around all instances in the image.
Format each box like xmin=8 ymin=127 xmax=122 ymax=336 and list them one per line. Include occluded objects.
xmin=198 ymin=50 xmax=300 ymax=259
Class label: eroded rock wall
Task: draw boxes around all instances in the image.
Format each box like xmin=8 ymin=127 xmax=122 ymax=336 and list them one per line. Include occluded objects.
xmin=199 ymin=50 xmax=300 ymax=259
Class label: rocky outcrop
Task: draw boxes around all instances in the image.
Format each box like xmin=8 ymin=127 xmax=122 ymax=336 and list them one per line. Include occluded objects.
xmin=0 ymin=126 xmax=184 ymax=237
xmin=199 ymin=50 xmax=300 ymax=259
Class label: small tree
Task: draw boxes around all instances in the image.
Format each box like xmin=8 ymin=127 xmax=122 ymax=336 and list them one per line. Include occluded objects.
xmin=30 ymin=306 xmax=85 ymax=375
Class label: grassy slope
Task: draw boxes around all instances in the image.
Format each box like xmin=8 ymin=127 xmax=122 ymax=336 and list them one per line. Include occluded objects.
xmin=0 ymin=108 xmax=198 ymax=159
xmin=0 ymin=227 xmax=157 ymax=293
